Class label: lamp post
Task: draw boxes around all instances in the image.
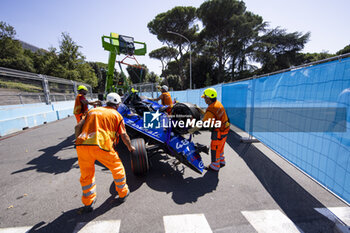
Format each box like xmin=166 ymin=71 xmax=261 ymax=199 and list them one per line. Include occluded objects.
xmin=167 ymin=31 xmax=192 ymax=89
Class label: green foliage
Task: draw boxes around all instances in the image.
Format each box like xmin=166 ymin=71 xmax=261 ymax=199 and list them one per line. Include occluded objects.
xmin=149 ymin=1 xmax=315 ymax=86
xmin=0 ymin=80 xmax=42 ymax=92
xmin=253 ymin=27 xmax=310 ymax=74
xmin=165 ymin=74 xmax=182 ymax=90
xmin=190 ymin=55 xmax=216 ymax=88
xmin=204 ymin=73 xmax=211 ymax=87
xmin=148 ymin=6 xmax=197 ymax=44
xmin=0 ymin=21 xmax=16 ymax=39
xmin=336 ymin=44 xmax=350 ymax=55
xmin=197 ymin=0 xmax=247 ymax=82
xmin=299 ymin=52 xmax=334 ymax=64
xmin=148 ymin=6 xmax=198 ymax=84
xmin=0 ymin=37 xmax=35 ymax=72
xmin=145 ymin=71 xmax=160 ymax=83
xmin=0 ymin=23 xmax=98 ymax=88
xmin=149 ymin=46 xmax=178 ymax=73
xmin=58 ymin=32 xmax=84 ymax=70
xmin=88 ymin=62 xmax=108 ymax=93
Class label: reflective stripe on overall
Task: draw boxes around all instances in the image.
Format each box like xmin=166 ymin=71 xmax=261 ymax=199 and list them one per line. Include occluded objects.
xmin=75 ymin=107 xmax=128 ymax=206
xmin=76 ymin=146 xmax=128 ymax=206
xmin=210 ymin=130 xmax=228 ymax=171
xmin=204 ymin=100 xmax=230 ymax=171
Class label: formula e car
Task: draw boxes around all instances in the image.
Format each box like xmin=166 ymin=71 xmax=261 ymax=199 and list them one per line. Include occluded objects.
xmin=117 ymin=91 xmax=208 ymax=176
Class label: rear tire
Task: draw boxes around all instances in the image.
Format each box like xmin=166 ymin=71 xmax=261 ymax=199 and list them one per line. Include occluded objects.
xmin=130 ymin=138 xmax=149 ymax=176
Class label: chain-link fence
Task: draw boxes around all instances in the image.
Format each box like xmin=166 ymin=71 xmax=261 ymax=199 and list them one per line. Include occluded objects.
xmin=0 ymin=67 xmax=96 ymax=105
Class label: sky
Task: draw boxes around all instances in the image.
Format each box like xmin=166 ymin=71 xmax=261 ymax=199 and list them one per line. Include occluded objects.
xmin=1 ymin=0 xmax=349 ymax=76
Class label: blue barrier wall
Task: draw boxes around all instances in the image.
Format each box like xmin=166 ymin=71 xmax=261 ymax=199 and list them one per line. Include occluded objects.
xmin=243 ymin=57 xmax=350 ymax=204
xmin=148 ymin=57 xmax=350 ymax=204
xmin=0 ymin=101 xmax=75 ymax=136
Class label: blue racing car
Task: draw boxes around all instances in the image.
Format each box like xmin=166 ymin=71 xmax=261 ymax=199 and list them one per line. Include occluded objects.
xmin=117 ymin=91 xmax=208 ymax=176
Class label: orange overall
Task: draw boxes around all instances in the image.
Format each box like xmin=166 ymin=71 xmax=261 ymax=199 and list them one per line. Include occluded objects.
xmin=73 ymin=94 xmax=88 ymax=123
xmin=203 ymin=100 xmax=230 ymax=171
xmin=75 ymin=106 xmax=129 ymax=206
xmin=160 ymin=92 xmax=173 ymax=114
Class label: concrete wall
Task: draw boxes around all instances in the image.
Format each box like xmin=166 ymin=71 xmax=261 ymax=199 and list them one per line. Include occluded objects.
xmin=0 ymin=101 xmax=75 ymax=137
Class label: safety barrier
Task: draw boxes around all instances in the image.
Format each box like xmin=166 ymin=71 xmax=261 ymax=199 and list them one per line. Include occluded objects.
xmin=140 ymin=55 xmax=350 ymax=204
xmin=0 ymin=101 xmax=75 ymax=136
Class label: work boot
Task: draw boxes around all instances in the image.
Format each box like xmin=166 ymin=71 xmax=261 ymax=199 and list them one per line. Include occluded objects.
xmin=119 ymin=190 xmax=130 ymax=203
xmin=77 ymin=199 xmax=96 ymax=215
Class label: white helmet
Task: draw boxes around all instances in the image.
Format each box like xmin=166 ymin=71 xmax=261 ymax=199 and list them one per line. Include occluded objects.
xmin=161 ymin=85 xmax=169 ymax=92
xmin=106 ymin=92 xmax=121 ymax=105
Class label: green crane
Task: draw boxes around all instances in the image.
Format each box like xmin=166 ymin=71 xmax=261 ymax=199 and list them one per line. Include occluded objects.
xmin=101 ymin=33 xmax=146 ymax=95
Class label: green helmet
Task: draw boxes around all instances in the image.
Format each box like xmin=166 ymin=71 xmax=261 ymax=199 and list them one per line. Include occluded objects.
xmin=77 ymin=85 xmax=88 ymax=91
xmin=201 ymin=88 xmax=217 ymax=99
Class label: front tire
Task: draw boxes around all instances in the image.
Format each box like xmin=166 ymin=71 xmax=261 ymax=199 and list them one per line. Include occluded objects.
xmin=130 ymin=138 xmax=149 ymax=176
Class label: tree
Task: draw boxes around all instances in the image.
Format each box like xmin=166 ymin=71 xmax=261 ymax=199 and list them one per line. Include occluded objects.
xmin=163 ymin=74 xmax=182 ymax=91
xmin=227 ymin=11 xmax=266 ymax=81
xmin=0 ymin=21 xmax=16 ymax=39
xmin=253 ymin=27 xmax=310 ymax=74
xmin=149 ymin=46 xmax=178 ymax=75
xmin=298 ymin=52 xmax=334 ymax=64
xmin=88 ymin=62 xmax=108 ymax=93
xmin=148 ymin=6 xmax=198 ymax=87
xmin=336 ymin=44 xmax=350 ymax=55
xmin=56 ymin=32 xmax=97 ymax=87
xmin=58 ymin=32 xmax=84 ymax=71
xmin=0 ymin=21 xmax=34 ymax=72
xmin=197 ymin=0 xmax=247 ymax=83
xmin=145 ymin=71 xmax=160 ymax=83
xmin=189 ymin=55 xmax=217 ymax=88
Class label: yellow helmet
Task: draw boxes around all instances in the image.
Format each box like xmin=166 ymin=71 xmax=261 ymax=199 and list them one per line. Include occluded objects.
xmin=131 ymin=88 xmax=139 ymax=93
xmin=77 ymin=85 xmax=88 ymax=91
xmin=201 ymin=88 xmax=217 ymax=98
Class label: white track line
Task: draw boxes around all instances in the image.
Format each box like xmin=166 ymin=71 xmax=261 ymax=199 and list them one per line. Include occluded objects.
xmin=73 ymin=220 xmax=121 ymax=233
xmin=241 ymin=209 xmax=302 ymax=233
xmin=0 ymin=226 xmax=32 ymax=233
xmin=163 ymin=213 xmax=212 ymax=233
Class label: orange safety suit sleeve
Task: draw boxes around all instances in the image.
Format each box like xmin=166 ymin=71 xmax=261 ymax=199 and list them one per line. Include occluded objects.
xmin=202 ymin=111 xmax=216 ymax=122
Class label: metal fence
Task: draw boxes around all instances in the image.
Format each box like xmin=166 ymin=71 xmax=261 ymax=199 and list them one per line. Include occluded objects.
xmin=131 ymin=82 xmax=159 ymax=99
xmin=0 ymin=67 xmax=96 ymax=105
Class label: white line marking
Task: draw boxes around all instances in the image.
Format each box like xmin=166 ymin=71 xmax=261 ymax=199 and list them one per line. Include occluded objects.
xmin=241 ymin=209 xmax=302 ymax=233
xmin=315 ymin=207 xmax=350 ymax=226
xmin=0 ymin=226 xmax=32 ymax=233
xmin=73 ymin=220 xmax=121 ymax=233
xmin=163 ymin=213 xmax=212 ymax=233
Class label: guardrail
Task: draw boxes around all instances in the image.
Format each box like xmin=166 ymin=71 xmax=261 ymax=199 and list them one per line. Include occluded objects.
xmin=0 ymin=67 xmax=94 ymax=105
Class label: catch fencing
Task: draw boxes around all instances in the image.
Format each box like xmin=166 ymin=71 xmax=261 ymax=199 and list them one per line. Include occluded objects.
xmin=139 ymin=54 xmax=350 ymax=204
xmin=0 ymin=67 xmax=97 ymax=136
xmin=0 ymin=67 xmax=96 ymax=105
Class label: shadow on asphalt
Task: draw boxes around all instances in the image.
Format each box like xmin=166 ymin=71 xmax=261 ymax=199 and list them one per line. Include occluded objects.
xmin=12 ymin=134 xmax=78 ymax=175
xmin=144 ymin=153 xmax=219 ymax=204
xmin=115 ymin=140 xmax=219 ymax=204
xmin=28 ymin=196 xmax=123 ymax=233
xmin=226 ymin=129 xmax=335 ymax=233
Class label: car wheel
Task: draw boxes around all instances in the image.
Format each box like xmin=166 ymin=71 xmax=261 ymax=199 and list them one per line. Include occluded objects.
xmin=130 ymin=138 xmax=149 ymax=176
